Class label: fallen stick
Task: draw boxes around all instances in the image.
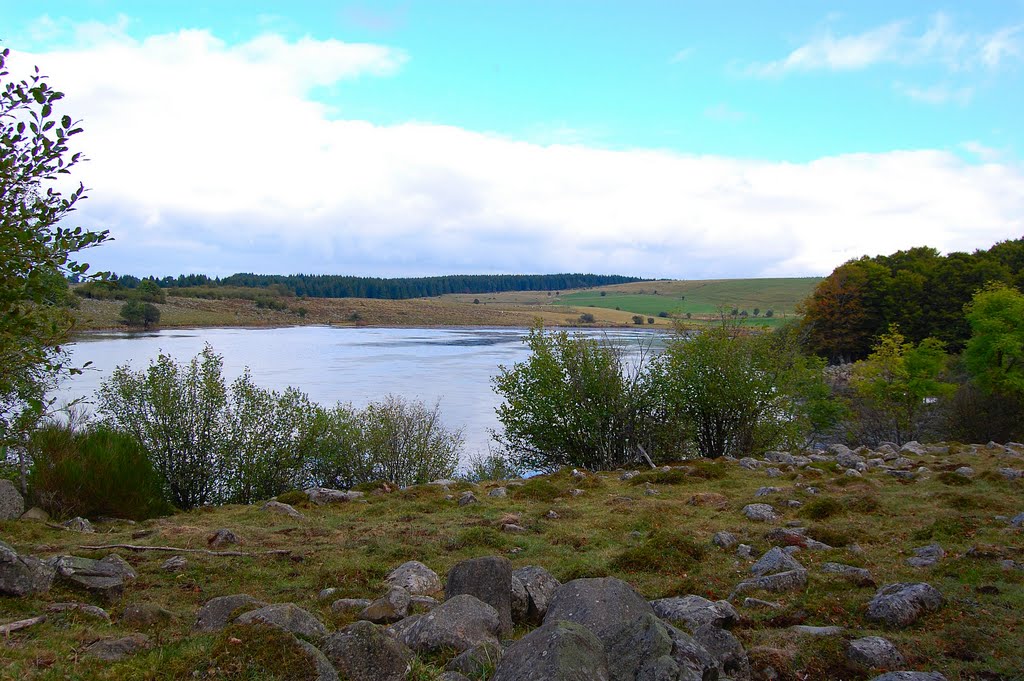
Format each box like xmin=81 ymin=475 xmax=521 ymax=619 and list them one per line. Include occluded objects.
xmin=79 ymin=544 xmax=291 ymax=557
xmin=1 ymin=615 xmax=47 ymax=636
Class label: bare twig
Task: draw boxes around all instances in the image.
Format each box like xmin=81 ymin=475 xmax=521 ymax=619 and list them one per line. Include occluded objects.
xmin=79 ymin=544 xmax=291 ymax=557
xmin=1 ymin=615 xmax=47 ymax=636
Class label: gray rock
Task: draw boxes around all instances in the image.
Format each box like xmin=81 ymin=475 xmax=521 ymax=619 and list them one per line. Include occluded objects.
xmin=742 ymin=598 xmax=781 ymax=609
xmin=742 ymin=503 xmax=777 ymax=522
xmin=47 ymin=602 xmax=111 ymax=622
xmin=121 ymin=601 xmax=175 ymax=627
xmin=84 ymin=634 xmax=150 ymax=661
xmin=764 ymin=526 xmax=808 ymax=547
xmin=261 ymin=500 xmax=304 ymax=519
xmin=503 ymin=523 xmax=527 ymax=532
xmin=621 ymin=471 xmax=639 ymax=480
xmin=693 ymin=622 xmax=751 ymax=680
xmin=544 ymin=577 xmax=655 ymax=646
xmin=20 ymin=506 xmax=49 ymax=522
xmin=411 ymin=595 xmax=438 ymax=610
xmin=731 ymin=569 xmax=808 ymax=597
xmin=0 ymin=540 xmax=55 ymax=596
xmin=712 ymin=531 xmax=738 ymax=549
xmin=48 ymin=554 xmax=134 ymax=602
xmin=297 ymin=639 xmax=340 ymax=681
xmin=511 ymin=575 xmax=529 ymax=624
xmin=765 ymin=467 xmax=784 ymax=478
xmin=446 ymin=641 xmax=503 ymax=678
xmin=736 ymin=544 xmax=753 ymax=558
xmin=160 ymin=555 xmax=187 ymax=572
xmin=606 ymin=612 xmax=716 ymax=681
xmin=322 ymin=620 xmax=414 ymax=681
xmin=545 ymin=510 xmax=560 ymax=519
xmin=847 ymin=636 xmax=906 ymax=669
xmin=318 ymin=587 xmax=337 ymax=600
xmin=62 ymin=516 xmax=95 ymax=533
xmin=649 ymin=594 xmax=738 ymax=631
xmin=866 ymin=583 xmax=944 ymax=628
xmin=488 ymin=486 xmax=508 ymax=498
xmin=836 ymin=451 xmax=866 ymax=469
xmin=359 ymin=585 xmax=411 ymax=624
xmin=739 ymin=457 xmax=761 ymax=470
xmin=194 ymin=594 xmax=266 ymax=632
xmin=492 ymin=620 xmax=610 ymax=681
xmin=891 ymin=457 xmax=914 ymax=469
xmin=869 ymin=674 xmax=946 ymax=681
xmin=331 ymin=597 xmax=372 ymax=614
xmin=458 ymin=491 xmax=478 ymax=506
xmin=888 ymin=470 xmax=916 ymax=480
xmin=750 ymin=547 xmax=804 ymax=576
xmin=907 ymin=544 xmax=945 ymax=568
xmin=954 ymin=466 xmax=974 ymax=477
xmin=900 ymin=441 xmax=928 ymax=456
xmin=997 ymin=468 xmax=1023 ymax=480
xmin=821 ymin=562 xmax=874 ymax=587
xmin=0 ymin=479 xmax=25 ymax=519
xmin=1009 ymin=512 xmax=1024 ymax=528
xmin=446 ymin=555 xmax=513 ymax=636
xmin=387 ymin=560 xmax=442 ymax=596
xmin=235 ymin=603 xmax=327 ymax=640
xmin=304 ymin=486 xmax=364 ymax=504
xmin=846 ymin=468 xmax=864 ymax=478
xmin=513 ymin=565 xmax=561 ymax=625
xmin=207 ymin=528 xmax=239 ymax=548
xmin=790 ymin=625 xmax=843 ymax=636
xmin=755 ymin=486 xmax=783 ymax=497
xmin=389 ymin=594 xmax=501 ymax=654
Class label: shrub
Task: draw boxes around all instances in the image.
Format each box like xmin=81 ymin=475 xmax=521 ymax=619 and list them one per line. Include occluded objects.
xmin=119 ymin=299 xmax=160 ymax=328
xmin=632 ymin=315 xmax=644 ymax=325
xmin=28 ymin=423 xmax=172 ymax=520
xmin=513 ymin=477 xmax=563 ymax=501
xmin=629 ymin=469 xmax=688 ymax=486
xmin=578 ymin=313 xmax=595 ymax=323
xmin=936 ymin=471 xmax=973 ymax=486
xmin=360 ymin=396 xmax=461 ymax=487
xmin=462 ymin=449 xmax=521 ymax=482
xmin=610 ymin=531 xmax=704 ymax=574
xmin=800 ymin=497 xmax=843 ymax=520
xmin=274 ymin=490 xmax=308 ymax=506
xmin=647 ymin=317 xmax=655 ymax=324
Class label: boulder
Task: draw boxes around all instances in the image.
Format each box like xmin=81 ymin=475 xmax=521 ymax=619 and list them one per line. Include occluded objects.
xmin=389 ymin=594 xmax=501 ymax=654
xmin=387 ymin=560 xmax=442 ymax=596
xmin=359 ymin=585 xmax=411 ymax=624
xmin=20 ymin=506 xmax=49 ymax=522
xmin=907 ymin=544 xmax=944 ymax=568
xmin=847 ymin=636 xmax=906 ymax=669
xmin=900 ymin=441 xmax=928 ymax=456
xmin=511 ymin=575 xmax=529 ymax=624
xmin=0 ymin=479 xmax=24 ymax=520
xmin=544 ymin=577 xmax=655 ymax=646
xmin=458 ymin=491 xmax=478 ymax=506
xmin=649 ymin=594 xmax=738 ymax=631
xmin=606 ymin=612 xmax=716 ymax=681
xmin=821 ymin=562 xmax=874 ymax=587
xmin=0 ymin=540 xmax=55 ymax=597
xmin=84 ymin=634 xmax=151 ymax=661
xmin=750 ymin=547 xmax=804 ymax=576
xmin=866 ymin=583 xmax=943 ymax=628
xmin=712 ymin=531 xmax=738 ymax=549
xmin=48 ymin=554 xmax=135 ymax=602
xmin=297 ymin=639 xmax=340 ymax=681
xmin=446 ymin=641 xmax=503 ymax=678
xmin=869 ymin=674 xmax=946 ymax=681
xmin=693 ymin=622 xmax=751 ymax=680
xmin=445 ymin=555 xmax=513 ymax=636
xmin=742 ymin=504 xmax=777 ymax=522
xmin=322 ymin=620 xmax=414 ymax=681
xmin=513 ymin=565 xmax=561 ymax=625
xmin=235 ymin=603 xmax=327 ymax=640
xmin=261 ymin=500 xmax=304 ymax=519
xmin=207 ymin=528 xmax=240 ymax=548
xmin=491 ymin=620 xmax=610 ymax=681
xmin=488 ymin=487 xmax=508 ymax=498
xmin=304 ymin=487 xmax=364 ymax=504
xmin=194 ymin=594 xmax=266 ymax=632
xmin=731 ymin=569 xmax=808 ymax=598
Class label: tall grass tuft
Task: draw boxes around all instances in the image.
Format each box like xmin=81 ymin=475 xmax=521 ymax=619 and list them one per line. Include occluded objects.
xmin=28 ymin=424 xmax=173 ymax=520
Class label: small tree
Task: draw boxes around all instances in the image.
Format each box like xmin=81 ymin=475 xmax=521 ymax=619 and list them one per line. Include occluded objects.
xmin=632 ymin=315 xmax=644 ymax=325
xmin=647 ymin=317 xmax=655 ymax=324
xmin=578 ymin=313 xmax=595 ymax=323
xmin=360 ymin=395 xmax=461 ymax=486
xmin=120 ymin=300 xmax=160 ymax=328
xmin=137 ymin=280 xmax=166 ymax=303
xmin=963 ymin=283 xmax=1024 ymax=397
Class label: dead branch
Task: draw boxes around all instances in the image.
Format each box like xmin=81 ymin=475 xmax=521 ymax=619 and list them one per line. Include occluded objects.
xmin=1 ymin=615 xmax=47 ymax=636
xmin=79 ymin=544 xmax=291 ymax=557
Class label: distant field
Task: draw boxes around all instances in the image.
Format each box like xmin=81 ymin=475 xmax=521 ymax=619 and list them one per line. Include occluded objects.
xmin=554 ymin=278 xmax=819 ymax=319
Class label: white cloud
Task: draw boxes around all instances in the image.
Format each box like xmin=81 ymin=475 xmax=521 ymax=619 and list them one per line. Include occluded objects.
xmin=895 ymin=82 xmax=973 ymax=105
xmin=747 ymin=13 xmax=1022 ymax=77
xmin=13 ymin=25 xmax=1024 ymax=280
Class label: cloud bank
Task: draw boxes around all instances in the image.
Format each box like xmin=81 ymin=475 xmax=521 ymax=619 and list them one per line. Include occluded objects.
xmin=15 ymin=25 xmax=1024 ymax=279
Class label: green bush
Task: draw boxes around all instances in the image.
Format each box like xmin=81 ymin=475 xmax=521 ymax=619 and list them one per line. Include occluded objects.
xmin=800 ymin=497 xmax=844 ymax=520
xmin=462 ymin=450 xmax=521 ymax=482
xmin=28 ymin=424 xmax=172 ymax=520
xmin=360 ymin=396 xmax=461 ymax=487
xmin=610 ymin=531 xmax=704 ymax=574
xmin=629 ymin=469 xmax=688 ymax=486
xmin=513 ymin=477 xmax=563 ymax=501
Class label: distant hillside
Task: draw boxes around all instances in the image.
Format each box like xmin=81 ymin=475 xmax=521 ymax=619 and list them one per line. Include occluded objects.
xmin=111 ymin=273 xmax=647 ymax=300
xmin=555 ymin=277 xmax=821 ymax=319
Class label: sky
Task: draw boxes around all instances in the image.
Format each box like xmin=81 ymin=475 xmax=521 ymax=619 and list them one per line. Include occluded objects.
xmin=3 ymin=1 xmax=1023 ymax=280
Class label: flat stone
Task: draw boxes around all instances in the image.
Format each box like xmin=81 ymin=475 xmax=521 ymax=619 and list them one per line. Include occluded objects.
xmin=160 ymin=556 xmax=187 ymax=572
xmin=261 ymin=500 xmax=304 ymax=519
xmin=235 ymin=603 xmax=327 ymax=640
xmin=866 ymin=583 xmax=943 ymax=628
xmin=847 ymin=636 xmax=906 ymax=669
xmin=331 ymin=598 xmax=372 ymax=614
xmin=49 ymin=555 xmax=133 ymax=602
xmin=791 ymin=625 xmax=844 ymax=636
xmin=62 ymin=516 xmax=95 ymax=533
xmin=488 ymin=487 xmax=508 ymax=498
xmin=755 ymin=486 xmax=784 ymax=497
xmin=446 ymin=555 xmax=513 ymax=636
xmin=359 ymin=586 xmax=411 ymax=624
xmin=742 ymin=598 xmax=781 ymax=609
xmin=1009 ymin=512 xmax=1024 ymax=528
xmin=194 ymin=594 xmax=266 ymax=632
xmin=742 ymin=503 xmax=777 ymax=522
xmin=304 ymin=487 xmax=364 ymax=504
xmin=750 ymin=547 xmax=804 ymax=576
xmin=389 ymin=594 xmax=501 ymax=655
xmin=712 ymin=531 xmax=738 ymax=548
xmin=731 ymin=569 xmax=808 ymax=598
xmin=458 ymin=491 xmax=478 ymax=506
xmin=47 ymin=602 xmax=111 ymax=622
xmin=84 ymin=634 xmax=150 ymax=661
xmin=907 ymin=544 xmax=945 ymax=568
xmin=0 ymin=540 xmax=55 ymax=597
xmin=822 ymin=562 xmax=874 ymax=587
xmin=649 ymin=594 xmax=738 ymax=631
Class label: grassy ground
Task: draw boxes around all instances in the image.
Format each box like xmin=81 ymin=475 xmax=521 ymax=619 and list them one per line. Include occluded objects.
xmin=2 ymin=445 xmax=1022 ymax=679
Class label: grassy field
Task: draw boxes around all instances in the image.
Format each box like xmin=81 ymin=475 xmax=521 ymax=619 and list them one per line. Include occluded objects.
xmin=2 ymin=444 xmax=1022 ymax=679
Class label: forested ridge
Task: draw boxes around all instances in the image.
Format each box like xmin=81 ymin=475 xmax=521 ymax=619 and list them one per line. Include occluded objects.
xmin=109 ymin=272 xmax=645 ymax=299
xmin=800 ymin=237 xmax=1024 ymax=362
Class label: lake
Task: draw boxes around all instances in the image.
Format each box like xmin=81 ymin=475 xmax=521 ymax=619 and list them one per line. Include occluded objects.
xmin=59 ymin=326 xmax=665 ymax=463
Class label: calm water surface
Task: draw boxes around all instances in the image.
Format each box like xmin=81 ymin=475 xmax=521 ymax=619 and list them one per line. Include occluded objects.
xmin=59 ymin=326 xmax=664 ymax=461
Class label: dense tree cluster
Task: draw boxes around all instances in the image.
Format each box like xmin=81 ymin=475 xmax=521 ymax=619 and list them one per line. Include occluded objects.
xmin=106 ymin=272 xmax=644 ymax=300
xmin=800 ymin=239 xmax=1024 ymax=362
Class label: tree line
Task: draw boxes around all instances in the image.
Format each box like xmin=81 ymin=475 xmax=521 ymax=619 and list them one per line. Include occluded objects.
xmin=109 ymin=272 xmax=645 ymax=300
xmin=800 ymin=238 xmax=1024 ymax=362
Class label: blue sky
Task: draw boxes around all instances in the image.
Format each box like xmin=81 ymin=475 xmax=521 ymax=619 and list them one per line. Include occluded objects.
xmin=2 ymin=2 xmax=1023 ymax=278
